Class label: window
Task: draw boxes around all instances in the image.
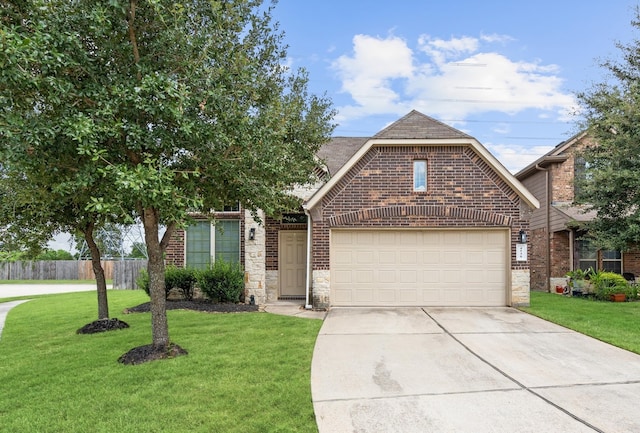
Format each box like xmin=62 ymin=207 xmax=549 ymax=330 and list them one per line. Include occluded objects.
xmin=413 ymin=160 xmax=427 ymax=192
xmin=576 ymin=238 xmax=597 ymax=271
xmin=186 ymin=221 xmax=211 ymax=270
xmin=574 ymin=156 xmax=591 ymax=199
xmin=602 ymin=250 xmax=622 ymax=274
xmin=222 ymin=202 xmax=240 ymax=212
xmin=186 ymin=220 xmax=240 ymax=269
xmin=214 ymin=220 xmax=240 ymax=263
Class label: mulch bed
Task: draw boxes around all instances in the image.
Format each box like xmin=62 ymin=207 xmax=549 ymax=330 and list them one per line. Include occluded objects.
xmin=118 ymin=343 xmax=189 ymax=365
xmin=77 ymin=300 xmax=258 ymax=365
xmin=76 ymin=318 xmax=130 ymax=334
xmin=123 ymin=299 xmax=260 ymax=314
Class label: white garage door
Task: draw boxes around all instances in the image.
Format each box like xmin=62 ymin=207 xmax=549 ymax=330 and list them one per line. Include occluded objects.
xmin=330 ymin=229 xmax=508 ymax=306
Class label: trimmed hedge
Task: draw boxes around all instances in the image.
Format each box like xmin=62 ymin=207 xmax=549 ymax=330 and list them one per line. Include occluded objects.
xmin=136 ymin=261 xmax=244 ymax=303
xmin=197 ymin=260 xmax=245 ymax=303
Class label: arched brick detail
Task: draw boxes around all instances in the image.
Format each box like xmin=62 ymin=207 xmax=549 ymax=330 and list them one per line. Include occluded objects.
xmin=328 ymin=205 xmax=512 ymax=226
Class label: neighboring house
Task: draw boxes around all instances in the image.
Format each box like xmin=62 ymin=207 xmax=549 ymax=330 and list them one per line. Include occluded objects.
xmin=166 ymin=110 xmax=539 ymax=308
xmin=515 ymin=132 xmax=640 ymax=292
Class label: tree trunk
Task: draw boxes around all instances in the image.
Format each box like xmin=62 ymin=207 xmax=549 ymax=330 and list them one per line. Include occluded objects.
xmin=83 ymin=222 xmax=109 ymax=320
xmin=141 ymin=206 xmax=169 ymax=351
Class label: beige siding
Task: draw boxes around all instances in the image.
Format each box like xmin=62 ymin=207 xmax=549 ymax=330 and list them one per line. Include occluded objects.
xmin=521 ymin=170 xmax=548 ymax=231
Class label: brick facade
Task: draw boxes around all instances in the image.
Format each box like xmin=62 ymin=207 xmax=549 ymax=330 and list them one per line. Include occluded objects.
xmin=529 ymin=227 xmax=547 ymax=292
xmin=165 ymin=230 xmax=185 ymax=267
xmin=517 ymin=133 xmax=640 ymax=291
xmin=309 ymin=144 xmax=532 ymax=307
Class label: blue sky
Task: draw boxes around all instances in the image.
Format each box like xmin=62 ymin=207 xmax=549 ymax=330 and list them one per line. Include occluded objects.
xmin=273 ymin=0 xmax=639 ymax=173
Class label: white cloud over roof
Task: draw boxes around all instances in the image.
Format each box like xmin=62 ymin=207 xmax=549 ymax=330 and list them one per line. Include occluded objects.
xmin=331 ymin=33 xmax=578 ymax=127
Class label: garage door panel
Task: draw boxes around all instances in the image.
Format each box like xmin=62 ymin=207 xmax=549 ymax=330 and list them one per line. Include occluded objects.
xmin=356 ymin=250 xmax=374 ymax=264
xmin=331 ymin=229 xmax=508 ymax=307
xmin=399 ymin=251 xmax=417 ymax=264
xmin=379 ymin=251 xmax=396 ymax=264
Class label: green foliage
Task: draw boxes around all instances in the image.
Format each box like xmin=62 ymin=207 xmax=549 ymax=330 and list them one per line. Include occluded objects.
xmin=0 ymin=0 xmax=334 ymax=347
xmin=197 ymin=260 xmax=245 ymax=303
xmin=0 ymin=249 xmax=73 ymax=261
xmin=165 ymin=266 xmax=197 ymax=301
xmin=34 ymin=249 xmax=74 ymax=261
xmin=136 ymin=268 xmax=150 ymax=296
xmin=589 ymin=270 xmax=637 ymax=301
xmin=127 ymin=241 xmax=148 ymax=259
xmin=576 ymin=7 xmax=640 ymax=250
xmin=0 ymin=251 xmax=28 ymax=262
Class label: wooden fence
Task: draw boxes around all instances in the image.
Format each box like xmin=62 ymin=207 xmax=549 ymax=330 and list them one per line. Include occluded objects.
xmin=0 ymin=260 xmax=148 ymax=289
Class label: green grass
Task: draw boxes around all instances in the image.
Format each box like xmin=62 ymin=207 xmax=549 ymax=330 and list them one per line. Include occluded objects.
xmin=0 ymin=290 xmax=322 ymax=433
xmin=521 ymin=291 xmax=640 ymax=354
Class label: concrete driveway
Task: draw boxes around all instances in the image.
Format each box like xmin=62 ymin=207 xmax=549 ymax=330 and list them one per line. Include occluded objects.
xmin=311 ymin=307 xmax=640 ymax=433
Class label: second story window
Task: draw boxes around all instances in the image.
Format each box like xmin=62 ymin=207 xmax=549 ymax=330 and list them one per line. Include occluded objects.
xmin=413 ymin=160 xmax=427 ymax=192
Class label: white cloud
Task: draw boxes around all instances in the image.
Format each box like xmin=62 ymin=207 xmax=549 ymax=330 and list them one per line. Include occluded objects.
xmin=486 ymin=142 xmax=556 ymax=173
xmin=332 ymin=34 xmax=414 ymax=113
xmin=331 ymin=33 xmax=577 ymax=129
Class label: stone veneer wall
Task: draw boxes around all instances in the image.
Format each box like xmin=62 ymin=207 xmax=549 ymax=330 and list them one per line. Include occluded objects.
xmin=312 ymin=270 xmax=330 ymax=308
xmin=511 ymin=269 xmax=530 ymax=306
xmin=243 ymin=210 xmax=266 ymax=304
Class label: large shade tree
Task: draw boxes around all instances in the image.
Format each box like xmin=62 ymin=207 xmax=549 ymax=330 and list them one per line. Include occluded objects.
xmin=1 ymin=0 xmax=334 ymax=362
xmin=575 ymin=7 xmax=640 ymax=251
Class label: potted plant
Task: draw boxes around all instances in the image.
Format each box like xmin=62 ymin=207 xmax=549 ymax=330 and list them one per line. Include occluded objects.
xmin=589 ymin=270 xmax=635 ymax=302
xmin=565 ymin=268 xmax=593 ymax=296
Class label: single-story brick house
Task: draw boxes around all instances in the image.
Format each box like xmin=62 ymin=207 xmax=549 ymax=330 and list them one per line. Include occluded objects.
xmin=165 ymin=110 xmax=539 ymax=308
xmin=515 ymin=132 xmax=640 ymax=292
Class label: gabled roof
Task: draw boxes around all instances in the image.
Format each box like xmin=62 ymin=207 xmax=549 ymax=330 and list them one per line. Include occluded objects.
xmin=374 ymin=110 xmax=473 ymax=140
xmin=306 ymin=110 xmax=539 ymax=210
xmin=515 ymin=131 xmax=587 ymax=180
xmin=316 ymin=137 xmax=369 ymax=176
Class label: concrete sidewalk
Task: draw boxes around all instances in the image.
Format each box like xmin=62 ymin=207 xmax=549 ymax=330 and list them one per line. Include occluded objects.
xmin=0 ymin=283 xmax=99 ymax=298
xmin=312 ymin=307 xmax=640 ymax=433
xmin=0 ymin=300 xmax=30 ymax=339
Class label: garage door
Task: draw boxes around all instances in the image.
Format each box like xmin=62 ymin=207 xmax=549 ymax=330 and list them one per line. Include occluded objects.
xmin=330 ymin=229 xmax=508 ymax=306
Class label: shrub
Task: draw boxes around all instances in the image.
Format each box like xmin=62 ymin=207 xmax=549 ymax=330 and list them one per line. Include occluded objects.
xmin=165 ymin=266 xmax=197 ymax=301
xmin=139 ymin=266 xmax=197 ymax=300
xmin=136 ymin=268 xmax=150 ymax=295
xmin=590 ymin=271 xmax=636 ymax=301
xmin=198 ymin=260 xmax=245 ymax=303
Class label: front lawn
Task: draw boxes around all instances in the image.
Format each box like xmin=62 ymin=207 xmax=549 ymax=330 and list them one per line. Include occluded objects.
xmin=0 ymin=290 xmax=322 ymax=433
xmin=521 ymin=291 xmax=640 ymax=354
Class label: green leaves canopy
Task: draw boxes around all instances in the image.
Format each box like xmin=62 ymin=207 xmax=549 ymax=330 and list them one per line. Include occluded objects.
xmin=1 ymin=0 xmax=335 ymax=226
xmin=576 ymin=7 xmax=640 ymax=251
xmin=1 ymin=0 xmax=335 ymax=352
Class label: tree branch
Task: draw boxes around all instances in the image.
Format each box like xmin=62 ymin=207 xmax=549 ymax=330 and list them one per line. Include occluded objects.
xmin=128 ymin=0 xmax=141 ymax=80
xmin=160 ymin=220 xmax=177 ymax=251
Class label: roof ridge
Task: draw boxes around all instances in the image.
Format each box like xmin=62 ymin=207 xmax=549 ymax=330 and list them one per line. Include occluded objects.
xmin=373 ymin=110 xmax=472 ymax=140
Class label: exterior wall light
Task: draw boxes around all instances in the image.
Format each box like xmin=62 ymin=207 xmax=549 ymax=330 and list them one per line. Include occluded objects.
xmin=518 ymin=229 xmax=527 ymax=244
xmin=249 ymin=227 xmax=256 ymax=241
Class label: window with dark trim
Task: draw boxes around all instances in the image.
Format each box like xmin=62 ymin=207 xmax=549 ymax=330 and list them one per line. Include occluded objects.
xmin=602 ymin=250 xmax=622 ymax=274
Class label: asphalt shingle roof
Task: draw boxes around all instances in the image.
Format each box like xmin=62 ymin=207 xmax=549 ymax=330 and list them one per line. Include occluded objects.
xmin=374 ymin=110 xmax=472 ymax=140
